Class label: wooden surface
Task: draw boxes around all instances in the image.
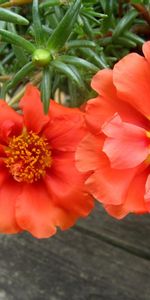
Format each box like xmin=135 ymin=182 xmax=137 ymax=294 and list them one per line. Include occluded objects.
xmin=0 ymin=204 xmax=150 ymax=300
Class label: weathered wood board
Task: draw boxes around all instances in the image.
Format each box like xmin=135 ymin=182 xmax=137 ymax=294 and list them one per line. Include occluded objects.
xmin=0 ymin=204 xmax=149 ymax=300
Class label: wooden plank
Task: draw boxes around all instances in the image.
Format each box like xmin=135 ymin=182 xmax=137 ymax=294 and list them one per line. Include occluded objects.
xmin=78 ymin=204 xmax=150 ymax=259
xmin=0 ymin=220 xmax=149 ymax=300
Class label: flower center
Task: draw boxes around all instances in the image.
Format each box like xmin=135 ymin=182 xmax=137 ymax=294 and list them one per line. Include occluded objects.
xmin=4 ymin=130 xmax=52 ymax=183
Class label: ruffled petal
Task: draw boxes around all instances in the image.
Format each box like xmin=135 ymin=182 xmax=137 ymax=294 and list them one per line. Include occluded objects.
xmin=16 ymin=182 xmax=59 ymax=238
xmin=102 ymin=113 xmax=149 ymax=169
xmin=144 ymin=172 xmax=150 ymax=202
xmin=91 ymin=69 xmax=116 ymax=97
xmin=44 ymin=100 xmax=86 ymax=151
xmin=49 ymin=99 xmax=84 ymax=118
xmin=0 ymin=176 xmax=22 ymax=233
xmin=85 ymin=152 xmax=138 ymax=206
xmin=19 ymin=85 xmax=49 ymax=133
xmin=76 ymin=133 xmax=104 ymax=172
xmin=105 ymin=168 xmax=149 ymax=219
xmin=113 ymin=53 xmax=150 ymax=118
xmin=86 ymin=69 xmax=148 ymax=134
xmin=144 ymin=174 xmax=150 ymax=212
xmin=16 ymin=180 xmax=92 ymax=238
xmin=143 ymin=41 xmax=150 ymax=65
xmin=103 ymin=204 xmax=128 ymax=219
xmin=44 ymin=151 xmax=94 ymax=216
xmin=0 ymin=101 xmax=23 ymax=143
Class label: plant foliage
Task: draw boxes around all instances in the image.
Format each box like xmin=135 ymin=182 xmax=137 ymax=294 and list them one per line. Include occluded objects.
xmin=0 ymin=0 xmax=149 ymax=110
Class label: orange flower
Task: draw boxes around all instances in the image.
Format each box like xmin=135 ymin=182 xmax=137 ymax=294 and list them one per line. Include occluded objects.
xmin=0 ymin=85 xmax=93 ymax=238
xmin=76 ymin=41 xmax=150 ymax=219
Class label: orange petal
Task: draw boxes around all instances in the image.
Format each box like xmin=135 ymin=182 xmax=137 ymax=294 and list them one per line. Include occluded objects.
xmin=144 ymin=173 xmax=150 ymax=202
xmin=91 ymin=69 xmax=116 ymax=97
xmin=102 ymin=113 xmax=149 ymax=169
xmin=19 ymin=84 xmax=49 ymax=133
xmin=105 ymin=168 xmax=149 ymax=219
xmin=86 ymin=69 xmax=148 ymax=134
xmin=49 ymin=99 xmax=84 ymax=118
xmin=143 ymin=41 xmax=150 ymax=65
xmin=0 ymin=101 xmax=23 ymax=142
xmin=0 ymin=177 xmax=22 ymax=233
xmin=16 ymin=181 xmax=92 ymax=238
xmin=44 ymin=101 xmax=86 ymax=151
xmin=76 ymin=133 xmax=104 ymax=172
xmin=85 ymin=152 xmax=138 ymax=206
xmin=16 ymin=182 xmax=58 ymax=238
xmin=113 ymin=53 xmax=150 ymax=118
xmin=44 ymin=151 xmax=94 ymax=216
xmin=103 ymin=204 xmax=128 ymax=219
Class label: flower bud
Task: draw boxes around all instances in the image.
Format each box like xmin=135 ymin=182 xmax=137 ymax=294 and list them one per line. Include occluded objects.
xmin=32 ymin=49 xmax=51 ymax=67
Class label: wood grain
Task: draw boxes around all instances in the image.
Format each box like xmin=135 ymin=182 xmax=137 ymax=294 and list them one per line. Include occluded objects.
xmin=0 ymin=205 xmax=149 ymax=300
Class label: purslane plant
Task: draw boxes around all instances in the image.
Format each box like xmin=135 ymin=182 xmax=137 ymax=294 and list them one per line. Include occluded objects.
xmin=0 ymin=0 xmax=149 ymax=111
xmin=0 ymin=0 xmax=150 ymax=238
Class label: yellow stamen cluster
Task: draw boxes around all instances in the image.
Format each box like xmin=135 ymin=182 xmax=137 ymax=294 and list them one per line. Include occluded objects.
xmin=5 ymin=131 xmax=52 ymax=183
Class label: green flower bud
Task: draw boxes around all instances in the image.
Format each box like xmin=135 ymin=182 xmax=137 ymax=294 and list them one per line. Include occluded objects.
xmin=32 ymin=49 xmax=51 ymax=67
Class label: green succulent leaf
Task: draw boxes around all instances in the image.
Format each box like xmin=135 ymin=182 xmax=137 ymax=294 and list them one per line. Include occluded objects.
xmin=123 ymin=31 xmax=144 ymax=45
xmin=80 ymin=48 xmax=109 ymax=69
xmin=51 ymin=60 xmax=83 ymax=87
xmin=81 ymin=16 xmax=93 ymax=38
xmin=66 ymin=40 xmax=96 ymax=49
xmin=7 ymin=62 xmax=35 ymax=90
xmin=0 ymin=8 xmax=29 ymax=25
xmin=47 ymin=0 xmax=81 ymax=51
xmin=41 ymin=67 xmax=51 ymax=114
xmin=0 ymin=0 xmax=148 ymax=110
xmin=116 ymin=36 xmax=137 ymax=48
xmin=7 ymin=23 xmax=28 ymax=66
xmin=32 ymin=0 xmax=45 ymax=46
xmin=0 ymin=29 xmax=36 ymax=53
xmin=39 ymin=0 xmax=60 ymax=10
xmin=112 ymin=9 xmax=138 ymax=40
xmin=58 ymin=55 xmax=99 ymax=72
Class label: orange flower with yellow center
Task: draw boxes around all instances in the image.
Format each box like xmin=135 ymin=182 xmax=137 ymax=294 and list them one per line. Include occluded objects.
xmin=0 ymin=85 xmax=93 ymax=238
xmin=5 ymin=131 xmax=52 ymax=183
